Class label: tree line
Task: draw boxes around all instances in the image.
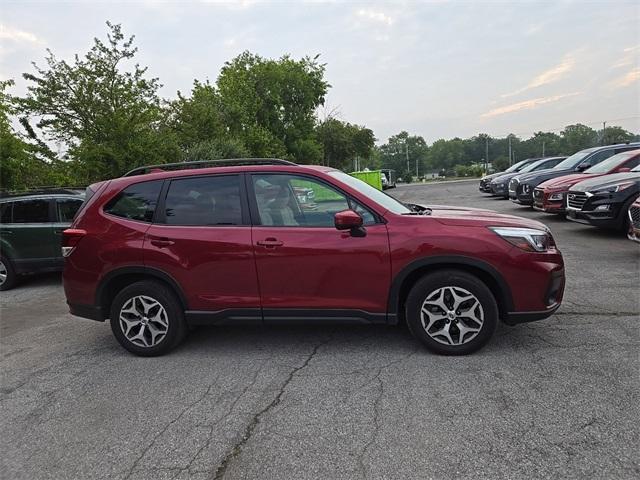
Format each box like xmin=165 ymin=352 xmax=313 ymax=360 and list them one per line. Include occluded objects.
xmin=1 ymin=22 xmax=638 ymax=190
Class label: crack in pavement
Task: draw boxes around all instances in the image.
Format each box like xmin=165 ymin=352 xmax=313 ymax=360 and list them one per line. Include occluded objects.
xmin=212 ymin=335 xmax=334 ymax=480
xmin=123 ymin=384 xmax=216 ymax=480
xmin=356 ymin=348 xmax=418 ymax=479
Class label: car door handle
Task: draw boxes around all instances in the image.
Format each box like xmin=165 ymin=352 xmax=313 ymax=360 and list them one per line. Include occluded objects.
xmin=257 ymin=238 xmax=284 ymax=247
xmin=54 ymin=229 xmax=65 ymax=235
xmin=149 ymin=237 xmax=175 ymax=248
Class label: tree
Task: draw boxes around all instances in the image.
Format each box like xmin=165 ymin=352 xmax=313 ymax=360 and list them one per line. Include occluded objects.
xmin=560 ymin=124 xmax=597 ymax=155
xmin=17 ymin=22 xmax=179 ymax=183
xmin=216 ymin=51 xmax=329 ymax=162
xmin=600 ymin=125 xmax=634 ymax=145
xmin=378 ymin=131 xmax=428 ymax=175
xmin=0 ymin=80 xmax=70 ymax=190
xmin=315 ymin=118 xmax=374 ymax=170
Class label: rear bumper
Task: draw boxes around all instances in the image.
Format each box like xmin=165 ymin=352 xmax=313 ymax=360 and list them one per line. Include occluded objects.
xmin=68 ymin=302 xmax=105 ymax=322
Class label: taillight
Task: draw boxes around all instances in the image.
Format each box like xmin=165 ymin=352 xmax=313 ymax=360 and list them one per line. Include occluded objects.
xmin=62 ymin=229 xmax=86 ymax=257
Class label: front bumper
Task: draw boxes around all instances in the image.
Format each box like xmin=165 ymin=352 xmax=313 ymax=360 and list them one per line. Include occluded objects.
xmin=68 ymin=302 xmax=105 ymax=322
xmin=503 ymin=268 xmax=565 ymax=325
xmin=566 ymin=206 xmax=622 ymax=229
xmin=490 ymin=183 xmax=509 ymax=197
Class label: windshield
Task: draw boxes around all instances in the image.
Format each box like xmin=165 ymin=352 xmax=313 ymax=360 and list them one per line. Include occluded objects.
xmin=505 ymin=159 xmax=529 ymax=173
xmin=585 ymin=152 xmax=636 ymax=174
xmin=329 ymin=171 xmax=411 ymax=214
xmin=518 ymin=159 xmax=546 ymax=173
xmin=553 ymin=150 xmax=592 ymax=170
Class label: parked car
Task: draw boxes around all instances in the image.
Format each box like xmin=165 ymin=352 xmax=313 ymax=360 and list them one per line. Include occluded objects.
xmin=509 ymin=143 xmax=640 ymax=205
xmin=381 ymin=169 xmax=397 ymax=189
xmin=490 ymin=157 xmax=565 ymax=198
xmin=627 ymin=197 xmax=640 ymax=243
xmin=478 ymin=158 xmax=539 ymax=193
xmin=533 ymin=150 xmax=640 ymax=213
xmin=0 ymin=188 xmax=85 ymax=290
xmin=566 ymin=165 xmax=640 ymax=230
xmin=62 ymin=159 xmax=564 ymax=357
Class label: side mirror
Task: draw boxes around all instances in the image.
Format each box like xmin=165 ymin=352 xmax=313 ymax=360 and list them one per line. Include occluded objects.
xmin=616 ymin=167 xmax=631 ymax=173
xmin=335 ymin=209 xmax=364 ymax=232
xmin=576 ymin=163 xmax=590 ymax=171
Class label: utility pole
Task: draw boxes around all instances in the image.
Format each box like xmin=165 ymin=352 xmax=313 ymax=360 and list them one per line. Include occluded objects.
xmin=485 ymin=137 xmax=489 ymax=173
xmin=405 ymin=141 xmax=410 ymax=177
xmin=602 ymin=121 xmax=607 ymax=145
xmin=508 ymin=135 xmax=512 ymax=166
xmin=542 ymin=141 xmax=545 ymax=157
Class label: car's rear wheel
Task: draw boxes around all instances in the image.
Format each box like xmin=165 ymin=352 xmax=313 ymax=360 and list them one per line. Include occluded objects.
xmin=0 ymin=257 xmax=17 ymax=291
xmin=406 ymin=270 xmax=498 ymax=355
xmin=109 ymin=280 xmax=186 ymax=356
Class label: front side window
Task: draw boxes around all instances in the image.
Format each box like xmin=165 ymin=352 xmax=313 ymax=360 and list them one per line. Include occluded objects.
xmin=12 ymin=199 xmax=50 ymax=223
xmin=164 ymin=175 xmax=243 ymax=226
xmin=581 ymin=149 xmax=615 ymax=168
xmin=104 ymin=180 xmax=162 ymax=222
xmin=56 ymin=198 xmax=84 ymax=222
xmin=252 ymin=174 xmax=375 ymax=227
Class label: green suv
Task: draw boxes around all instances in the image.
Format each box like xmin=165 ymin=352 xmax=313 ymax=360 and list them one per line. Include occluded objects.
xmin=0 ymin=189 xmax=84 ymax=290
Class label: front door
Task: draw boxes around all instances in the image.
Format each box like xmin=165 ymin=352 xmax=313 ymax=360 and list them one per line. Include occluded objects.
xmin=248 ymin=173 xmax=391 ymax=323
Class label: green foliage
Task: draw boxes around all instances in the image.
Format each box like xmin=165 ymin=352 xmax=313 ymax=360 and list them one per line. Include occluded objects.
xmin=17 ymin=22 xmax=179 ymax=182
xmin=216 ymin=51 xmax=329 ymax=161
xmin=315 ymin=118 xmax=375 ymax=170
xmin=454 ymin=164 xmax=484 ymax=177
xmin=492 ymin=156 xmax=510 ymax=172
xmin=378 ymin=131 xmax=428 ymax=175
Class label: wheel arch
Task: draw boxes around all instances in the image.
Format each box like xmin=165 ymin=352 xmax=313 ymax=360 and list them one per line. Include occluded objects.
xmin=388 ymin=256 xmax=514 ymax=324
xmin=96 ymin=267 xmax=188 ymax=319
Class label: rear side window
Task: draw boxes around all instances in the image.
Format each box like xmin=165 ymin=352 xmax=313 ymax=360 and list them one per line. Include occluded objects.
xmin=0 ymin=202 xmax=12 ymax=223
xmin=164 ymin=175 xmax=243 ymax=226
xmin=104 ymin=180 xmax=162 ymax=222
xmin=12 ymin=199 xmax=50 ymax=223
xmin=56 ymin=198 xmax=84 ymax=222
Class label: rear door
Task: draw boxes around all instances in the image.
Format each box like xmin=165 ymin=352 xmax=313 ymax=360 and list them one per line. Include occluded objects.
xmin=144 ymin=174 xmax=261 ymax=317
xmin=6 ymin=198 xmax=57 ymax=270
xmin=248 ymin=173 xmax=391 ymax=322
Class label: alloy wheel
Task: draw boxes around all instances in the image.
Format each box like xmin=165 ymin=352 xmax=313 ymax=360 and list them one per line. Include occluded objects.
xmin=119 ymin=295 xmax=169 ymax=347
xmin=0 ymin=260 xmax=7 ymax=286
xmin=420 ymin=286 xmax=484 ymax=346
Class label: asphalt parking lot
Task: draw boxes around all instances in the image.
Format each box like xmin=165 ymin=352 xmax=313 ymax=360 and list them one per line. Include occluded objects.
xmin=1 ymin=180 xmax=638 ymax=480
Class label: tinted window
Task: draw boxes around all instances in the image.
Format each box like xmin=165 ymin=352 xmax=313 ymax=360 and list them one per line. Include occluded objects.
xmin=0 ymin=202 xmax=12 ymax=223
xmin=164 ymin=175 xmax=243 ymax=226
xmin=581 ymin=149 xmax=615 ymax=168
xmin=12 ymin=199 xmax=50 ymax=223
xmin=56 ymin=198 xmax=84 ymax=222
xmin=104 ymin=181 xmax=162 ymax=222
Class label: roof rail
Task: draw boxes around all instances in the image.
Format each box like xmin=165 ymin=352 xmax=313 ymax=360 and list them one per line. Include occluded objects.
xmin=0 ymin=187 xmax=86 ymax=199
xmin=123 ymin=158 xmax=297 ymax=177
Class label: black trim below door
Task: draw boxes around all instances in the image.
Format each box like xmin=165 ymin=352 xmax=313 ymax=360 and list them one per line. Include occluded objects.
xmin=184 ymin=308 xmax=389 ymax=326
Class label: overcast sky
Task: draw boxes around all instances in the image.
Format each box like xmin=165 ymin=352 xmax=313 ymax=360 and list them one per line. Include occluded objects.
xmin=1 ymin=0 xmax=639 ymax=143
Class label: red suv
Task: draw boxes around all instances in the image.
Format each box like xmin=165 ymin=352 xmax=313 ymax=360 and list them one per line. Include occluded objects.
xmin=63 ymin=159 xmax=565 ymax=356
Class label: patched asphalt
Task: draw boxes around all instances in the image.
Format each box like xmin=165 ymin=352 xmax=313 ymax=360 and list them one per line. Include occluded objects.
xmin=1 ymin=180 xmax=638 ymax=480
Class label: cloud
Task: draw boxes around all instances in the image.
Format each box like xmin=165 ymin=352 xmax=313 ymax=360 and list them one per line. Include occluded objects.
xmin=481 ymin=92 xmax=581 ymax=118
xmin=610 ymin=45 xmax=640 ymax=70
xmin=501 ymin=54 xmax=575 ymax=98
xmin=0 ymin=24 xmax=43 ymax=45
xmin=609 ymin=68 xmax=640 ymax=89
xmin=356 ymin=9 xmax=394 ymax=26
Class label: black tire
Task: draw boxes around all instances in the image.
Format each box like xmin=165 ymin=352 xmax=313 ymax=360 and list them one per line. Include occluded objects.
xmin=405 ymin=270 xmax=498 ymax=355
xmin=109 ymin=280 xmax=187 ymax=356
xmin=0 ymin=256 xmax=17 ymax=291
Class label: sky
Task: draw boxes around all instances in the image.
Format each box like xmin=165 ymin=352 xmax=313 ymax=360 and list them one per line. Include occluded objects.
xmin=1 ymin=0 xmax=639 ymax=144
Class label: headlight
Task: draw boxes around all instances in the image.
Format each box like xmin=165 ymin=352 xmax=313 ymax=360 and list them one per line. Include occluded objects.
xmin=523 ymin=184 xmax=531 ymax=193
xmin=549 ymin=193 xmax=564 ymax=201
xmin=591 ymin=181 xmax=636 ymax=194
xmin=489 ymin=227 xmax=554 ymax=252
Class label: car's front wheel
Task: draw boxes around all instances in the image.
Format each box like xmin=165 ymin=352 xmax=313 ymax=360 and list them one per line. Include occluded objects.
xmin=109 ymin=280 xmax=187 ymax=356
xmin=0 ymin=256 xmax=17 ymax=291
xmin=406 ymin=270 xmax=498 ymax=355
